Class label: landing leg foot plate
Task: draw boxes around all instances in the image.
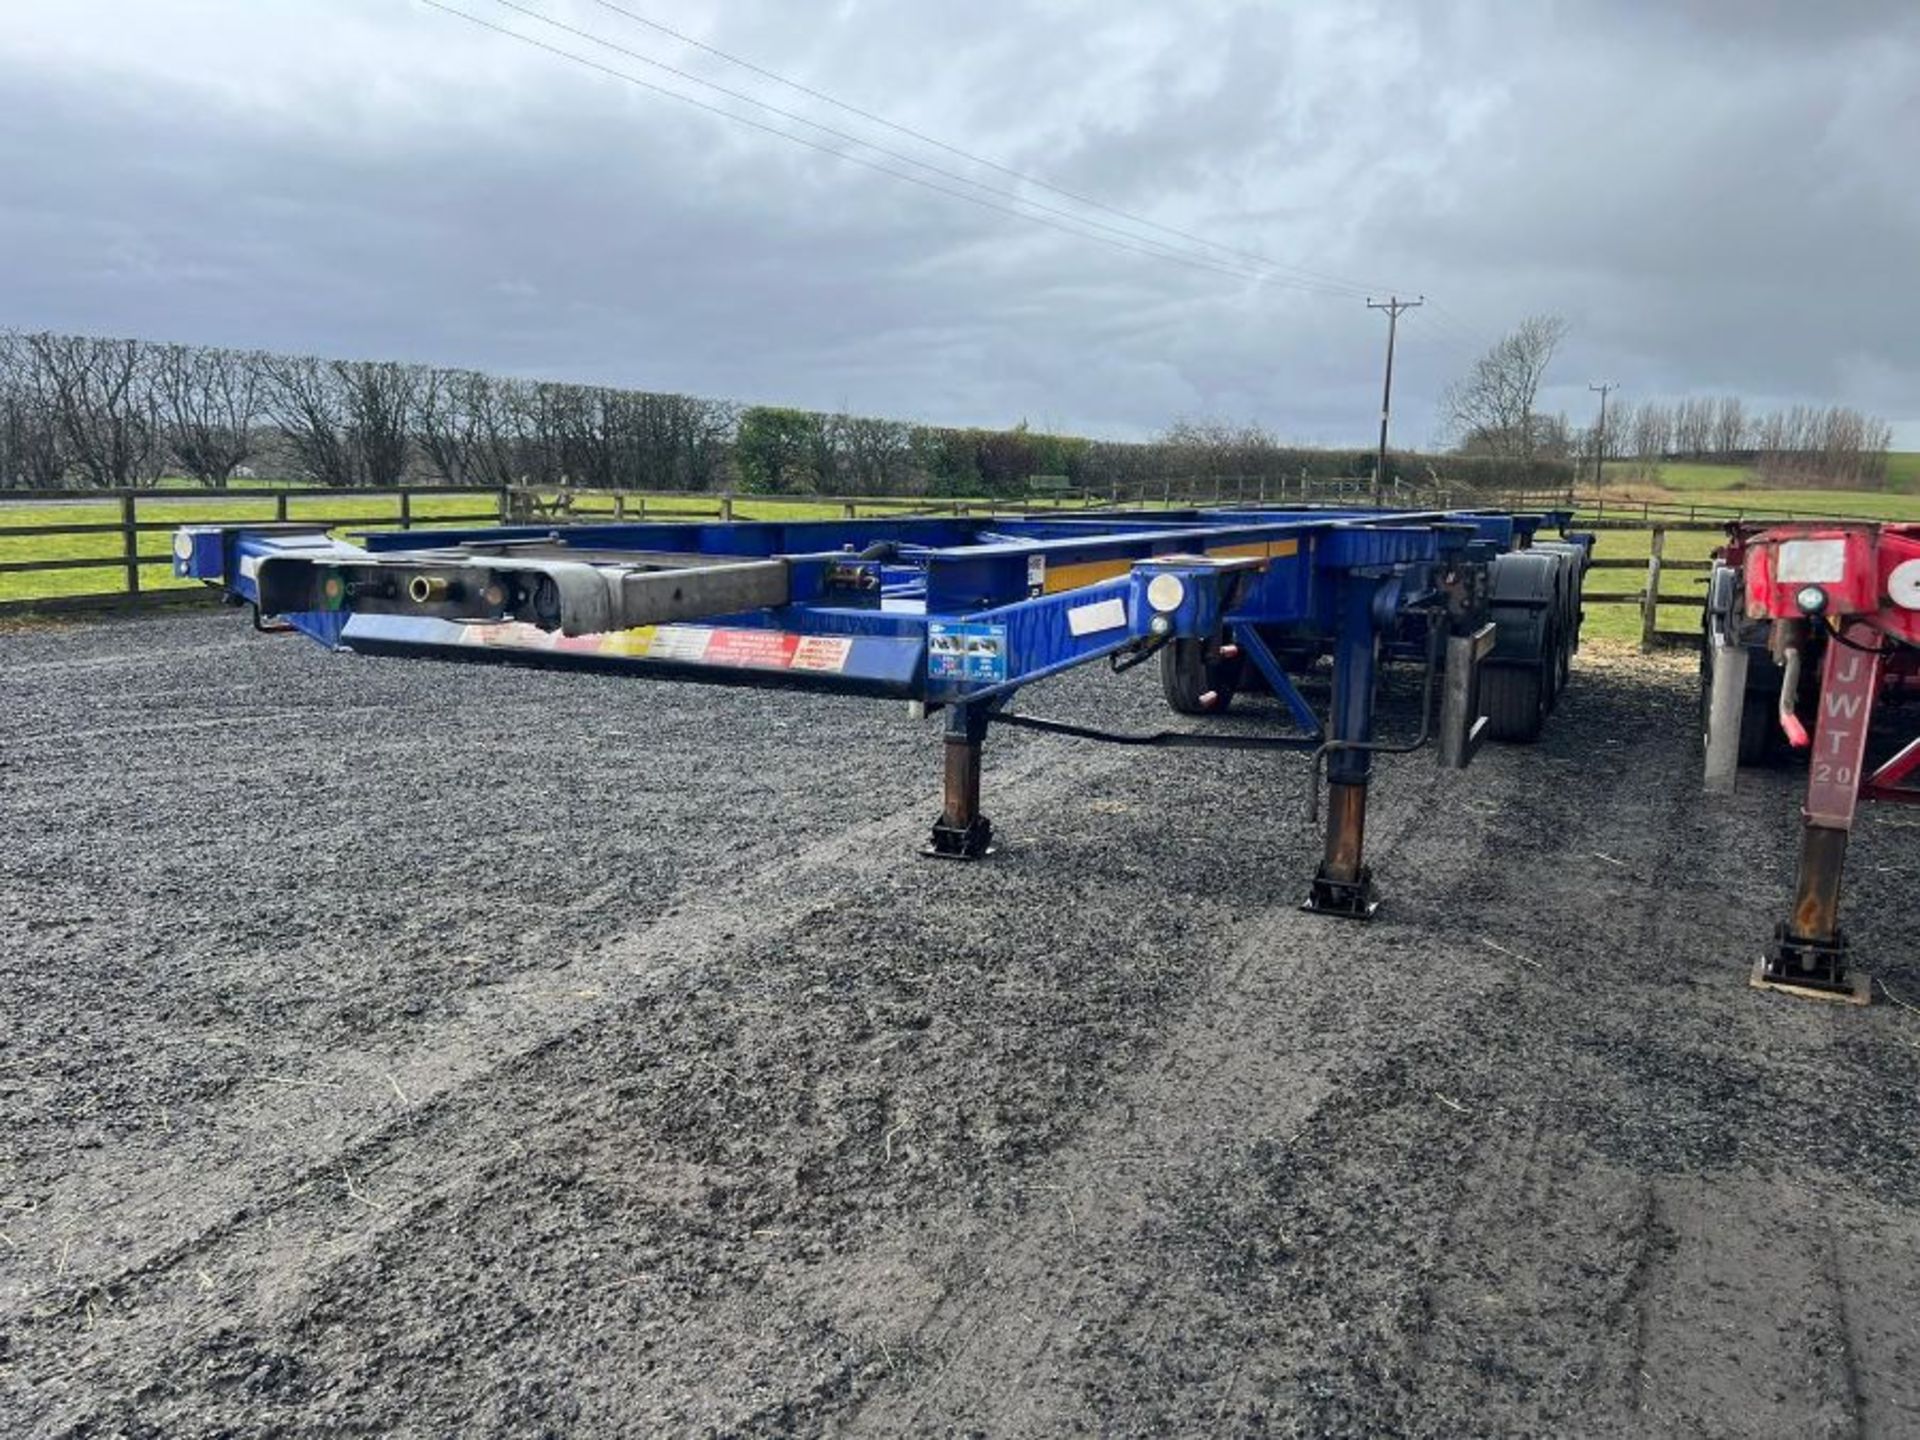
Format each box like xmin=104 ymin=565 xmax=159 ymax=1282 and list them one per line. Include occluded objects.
xmin=1302 ymin=866 xmax=1379 ymax=921
xmin=1748 ymin=958 xmax=1869 ymax=1005
xmin=1750 ymin=927 xmax=1869 ymax=1005
xmin=921 ymin=815 xmax=995 ymax=861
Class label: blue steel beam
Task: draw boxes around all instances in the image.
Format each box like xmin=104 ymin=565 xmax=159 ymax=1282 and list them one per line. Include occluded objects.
xmin=176 ymin=504 xmax=1576 ymax=910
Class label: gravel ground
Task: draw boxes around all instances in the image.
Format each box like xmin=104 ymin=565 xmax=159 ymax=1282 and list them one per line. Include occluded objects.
xmin=2 ymin=609 xmax=1918 ymax=1438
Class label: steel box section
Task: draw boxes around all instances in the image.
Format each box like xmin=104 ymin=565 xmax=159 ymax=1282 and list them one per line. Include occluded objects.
xmin=357 ymin=516 xmax=985 ymax=560
xmin=176 ymin=507 xmax=1551 ymax=703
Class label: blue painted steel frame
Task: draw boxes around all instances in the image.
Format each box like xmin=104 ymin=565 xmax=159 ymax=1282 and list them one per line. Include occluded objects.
xmin=175 ymin=506 xmax=1571 ymax=712
xmin=178 ymin=503 xmax=1580 ymax=901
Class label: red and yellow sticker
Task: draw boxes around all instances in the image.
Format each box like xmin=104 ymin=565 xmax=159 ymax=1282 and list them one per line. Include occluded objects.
xmin=459 ymin=622 xmax=852 ymax=673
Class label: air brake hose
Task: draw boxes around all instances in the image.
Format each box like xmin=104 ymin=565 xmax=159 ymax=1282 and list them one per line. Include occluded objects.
xmin=1778 ymin=644 xmax=1809 ymax=749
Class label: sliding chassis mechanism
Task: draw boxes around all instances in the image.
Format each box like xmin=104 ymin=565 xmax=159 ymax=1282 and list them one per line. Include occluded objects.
xmin=174 ymin=504 xmax=1592 ymax=916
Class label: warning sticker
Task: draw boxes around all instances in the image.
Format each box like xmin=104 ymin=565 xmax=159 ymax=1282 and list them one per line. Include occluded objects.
xmin=456 ymin=621 xmax=848 ymax=673
xmin=928 ymin=622 xmax=1008 ymax=684
xmin=792 ymin=636 xmax=854 ymax=672
xmin=706 ymin=629 xmax=799 ymax=668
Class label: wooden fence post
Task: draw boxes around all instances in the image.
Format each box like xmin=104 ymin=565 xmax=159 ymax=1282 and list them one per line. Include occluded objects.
xmin=498 ymin=487 xmax=512 ymax=524
xmin=275 ymin=492 xmax=289 ymax=523
xmin=1640 ymin=525 xmax=1666 ymax=652
xmin=399 ymin=488 xmax=413 ymax=529
xmin=121 ymin=493 xmax=140 ymax=596
xmin=719 ymin=492 xmax=734 ymax=521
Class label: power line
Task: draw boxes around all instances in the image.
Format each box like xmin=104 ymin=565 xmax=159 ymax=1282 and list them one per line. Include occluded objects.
xmin=576 ymin=0 xmax=1403 ymax=298
xmin=418 ymin=0 xmax=1331 ymax=291
xmin=1421 ymin=297 xmax=1502 ymax=360
xmin=467 ymin=0 xmax=1368 ymax=299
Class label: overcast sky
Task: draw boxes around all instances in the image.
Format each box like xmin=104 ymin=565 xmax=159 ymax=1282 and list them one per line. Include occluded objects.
xmin=3 ymin=0 xmax=1915 ymax=448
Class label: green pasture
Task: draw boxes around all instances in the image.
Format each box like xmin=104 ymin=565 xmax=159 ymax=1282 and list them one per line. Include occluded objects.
xmin=1600 ymin=457 xmax=1920 ymax=506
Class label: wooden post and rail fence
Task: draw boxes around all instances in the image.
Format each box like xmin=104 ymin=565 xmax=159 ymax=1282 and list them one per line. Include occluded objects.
xmin=0 ymin=481 xmax=1860 ymax=651
xmin=0 ymin=483 xmax=1119 ymax=619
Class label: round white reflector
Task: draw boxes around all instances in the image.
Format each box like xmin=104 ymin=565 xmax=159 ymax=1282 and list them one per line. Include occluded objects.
xmin=1890 ymin=558 xmax=1920 ymax=611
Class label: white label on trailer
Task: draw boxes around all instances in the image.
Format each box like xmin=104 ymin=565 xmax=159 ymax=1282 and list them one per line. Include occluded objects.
xmin=791 ymin=636 xmax=854 ymax=672
xmin=1067 ymin=596 xmax=1127 ymax=637
xmin=647 ymin=626 xmax=713 ymax=662
xmin=1777 ymin=539 xmax=1847 ymax=584
xmin=1026 ymin=554 xmax=1047 ymax=596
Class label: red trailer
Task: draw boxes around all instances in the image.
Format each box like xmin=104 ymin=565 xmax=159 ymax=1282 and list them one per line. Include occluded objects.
xmin=1701 ymin=521 xmax=1920 ymax=1001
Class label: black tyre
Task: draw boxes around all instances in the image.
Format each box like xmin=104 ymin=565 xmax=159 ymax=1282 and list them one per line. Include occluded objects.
xmin=1542 ymin=616 xmax=1567 ymax=712
xmin=1739 ymin=691 xmax=1776 ymax=765
xmin=1483 ymin=662 xmax=1546 ymax=742
xmin=1160 ymin=637 xmax=1245 ymax=715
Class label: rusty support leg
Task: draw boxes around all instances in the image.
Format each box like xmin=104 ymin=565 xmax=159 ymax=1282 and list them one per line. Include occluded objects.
xmin=1305 ymin=576 xmax=1382 ymax=919
xmin=923 ymin=704 xmax=994 ymax=859
xmin=1755 ymin=623 xmax=1881 ymax=1002
xmin=1759 ymin=825 xmax=1856 ymax=995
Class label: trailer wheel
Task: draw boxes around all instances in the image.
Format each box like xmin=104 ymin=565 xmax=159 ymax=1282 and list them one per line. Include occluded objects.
xmin=1160 ymin=637 xmax=1244 ymax=715
xmin=1542 ymin=616 xmax=1567 ymax=712
xmin=1483 ymin=663 xmax=1546 ymax=742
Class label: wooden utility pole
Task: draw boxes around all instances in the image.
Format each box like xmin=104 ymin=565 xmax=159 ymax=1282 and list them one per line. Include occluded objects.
xmin=1367 ymin=295 xmax=1423 ymax=506
xmin=1588 ymin=382 xmax=1616 ymax=490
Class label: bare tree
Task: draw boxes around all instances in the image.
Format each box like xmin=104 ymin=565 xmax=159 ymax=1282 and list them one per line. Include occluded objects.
xmin=1711 ymin=395 xmax=1747 ymax=456
xmin=336 ymin=360 xmax=416 ymax=488
xmin=1442 ymin=315 xmax=1570 ymax=460
xmin=0 ymin=332 xmax=66 ymax=488
xmin=413 ymin=367 xmax=524 ymax=488
xmin=26 ymin=332 xmax=161 ymax=487
xmin=261 ymin=353 xmax=356 ymax=487
xmin=1628 ymin=401 xmax=1671 ymax=460
xmin=502 ymin=380 xmax=565 ymax=488
xmin=154 ymin=344 xmax=260 ymax=487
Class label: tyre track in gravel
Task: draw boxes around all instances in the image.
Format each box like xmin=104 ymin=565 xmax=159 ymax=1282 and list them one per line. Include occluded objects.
xmin=815 ymin=652 xmax=1920 ymax=1437
xmin=9 ymin=621 xmax=1920 ymax=1437
xmin=829 ymin=726 xmax=1553 ymax=1434
xmin=1359 ymin=652 xmax=1920 ymax=1437
xmin=1 ymin=714 xmax=1084 ymax=1340
xmin=4 ymin=613 xmax=1322 ymax=1434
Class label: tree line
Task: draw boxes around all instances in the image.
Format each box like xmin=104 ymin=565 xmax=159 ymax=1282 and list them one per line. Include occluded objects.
xmin=0 ymin=327 xmax=1571 ymax=497
xmin=1591 ymin=395 xmax=1893 ymax=486
xmin=1437 ymin=314 xmax=1894 ymax=487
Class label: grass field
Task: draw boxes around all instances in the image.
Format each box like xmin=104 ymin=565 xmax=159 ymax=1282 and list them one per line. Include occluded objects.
xmin=1564 ymin=465 xmax=1919 ymax=643
xmin=1600 ymin=457 xmax=1920 ymax=508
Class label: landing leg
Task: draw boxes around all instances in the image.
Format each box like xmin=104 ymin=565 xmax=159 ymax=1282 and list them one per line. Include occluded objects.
xmin=923 ymin=703 xmax=995 ymax=859
xmin=1754 ymin=625 xmax=1880 ymax=1003
xmin=1305 ymin=577 xmax=1381 ymax=919
xmin=1756 ymin=824 xmax=1862 ymax=1000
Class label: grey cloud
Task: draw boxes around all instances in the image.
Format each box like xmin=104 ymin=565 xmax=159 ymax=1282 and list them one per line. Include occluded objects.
xmin=1 ymin=0 xmax=1914 ymax=449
